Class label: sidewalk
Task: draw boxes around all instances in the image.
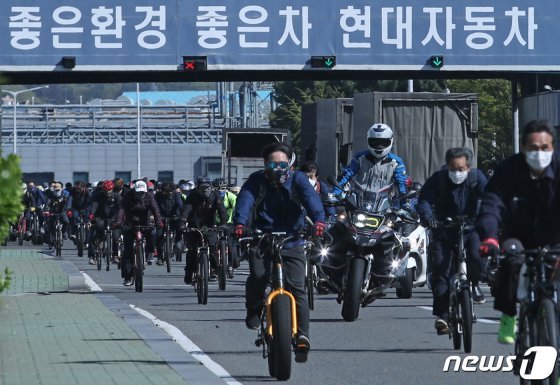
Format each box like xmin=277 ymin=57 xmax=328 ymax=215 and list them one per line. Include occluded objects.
xmin=0 ymin=247 xmax=222 ymax=385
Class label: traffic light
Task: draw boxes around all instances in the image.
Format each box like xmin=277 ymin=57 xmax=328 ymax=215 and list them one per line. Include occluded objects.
xmin=182 ymin=56 xmax=207 ymax=71
xmin=310 ymin=56 xmax=336 ymax=68
xmin=429 ymin=55 xmax=444 ymax=69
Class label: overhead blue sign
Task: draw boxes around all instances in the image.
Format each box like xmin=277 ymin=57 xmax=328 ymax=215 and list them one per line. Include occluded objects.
xmin=0 ymin=0 xmax=558 ymax=71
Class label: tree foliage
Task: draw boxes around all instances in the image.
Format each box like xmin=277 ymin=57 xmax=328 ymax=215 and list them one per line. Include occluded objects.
xmin=446 ymin=79 xmax=513 ymax=171
xmin=0 ymin=151 xmax=24 ymax=242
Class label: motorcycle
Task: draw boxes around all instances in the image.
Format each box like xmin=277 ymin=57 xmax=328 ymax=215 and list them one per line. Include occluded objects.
xmin=320 ymin=177 xmax=417 ymax=322
xmin=392 ymin=210 xmax=429 ymax=298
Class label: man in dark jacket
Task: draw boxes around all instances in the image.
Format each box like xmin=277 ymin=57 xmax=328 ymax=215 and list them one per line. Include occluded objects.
xmin=233 ymin=142 xmax=326 ymax=363
xmin=300 ymin=161 xmax=336 ymax=218
xmin=155 ymin=181 xmax=184 ymax=266
xmin=477 ymin=120 xmax=560 ymax=344
xmin=68 ymin=181 xmax=91 ymax=241
xmin=88 ymin=180 xmax=122 ymax=265
xmin=115 ymin=180 xmax=163 ymax=287
xmin=417 ymin=147 xmax=487 ymax=335
xmin=181 ymin=176 xmax=228 ymax=284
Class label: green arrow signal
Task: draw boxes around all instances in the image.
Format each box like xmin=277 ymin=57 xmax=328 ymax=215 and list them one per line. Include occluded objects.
xmin=432 ymin=57 xmax=442 ymax=67
xmin=324 ymin=58 xmax=334 ymax=67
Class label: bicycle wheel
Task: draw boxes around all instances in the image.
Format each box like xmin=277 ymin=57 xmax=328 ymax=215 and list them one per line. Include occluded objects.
xmin=450 ymin=293 xmax=461 ymax=351
xmin=197 ymin=252 xmax=209 ymax=304
xmin=105 ymin=232 xmax=112 ymax=271
xmin=537 ymin=299 xmax=558 ymax=385
xmin=515 ymin=304 xmax=536 ymax=384
xmin=306 ymin=259 xmax=315 ymax=311
xmin=165 ymin=235 xmax=172 ymax=273
xmin=31 ymin=216 xmax=39 ymax=245
xmin=135 ymin=243 xmax=144 ymax=292
xmin=96 ymin=247 xmax=102 ymax=270
xmin=218 ymin=240 xmax=227 ymax=291
xmin=18 ymin=219 xmax=24 ymax=246
xmin=269 ymin=294 xmax=293 ymax=381
xmin=76 ymin=224 xmax=84 ymax=257
xmin=460 ymin=288 xmax=473 ymax=353
xmin=56 ymin=226 xmax=63 ymax=257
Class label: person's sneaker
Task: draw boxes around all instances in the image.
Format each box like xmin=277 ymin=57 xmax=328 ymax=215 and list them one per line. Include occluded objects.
xmin=123 ymin=278 xmax=133 ymax=287
xmin=498 ymin=314 xmax=516 ymax=344
xmin=146 ymin=254 xmax=153 ymax=265
xmin=435 ymin=318 xmax=450 ymax=335
xmin=69 ymin=234 xmax=76 ymax=241
xmin=317 ymin=279 xmax=331 ymax=294
xmin=209 ymin=272 xmax=218 ymax=282
xmin=112 ymin=256 xmax=120 ymax=264
xmin=88 ymin=258 xmax=95 ymax=265
xmin=26 ymin=231 xmax=32 ymax=238
xmin=472 ymin=284 xmax=486 ymax=304
xmin=295 ymin=334 xmax=311 ymax=363
xmin=156 ymin=258 xmax=164 ymax=266
xmin=63 ymin=233 xmax=68 ymax=240
xmin=245 ymin=309 xmax=261 ymax=330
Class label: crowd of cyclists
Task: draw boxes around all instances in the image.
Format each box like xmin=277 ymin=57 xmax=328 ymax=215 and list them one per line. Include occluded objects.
xmin=6 ymin=118 xmax=560 ymax=378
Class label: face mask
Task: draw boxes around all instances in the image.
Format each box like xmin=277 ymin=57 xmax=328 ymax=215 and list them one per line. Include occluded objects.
xmin=54 ymin=189 xmax=62 ymax=197
xmin=448 ymin=170 xmax=469 ymax=185
xmin=525 ymin=150 xmax=553 ymax=171
xmin=50 ymin=186 xmax=55 ymax=192
xmin=308 ymin=178 xmax=317 ymax=187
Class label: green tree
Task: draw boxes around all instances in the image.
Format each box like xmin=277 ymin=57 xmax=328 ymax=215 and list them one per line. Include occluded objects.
xmin=0 ymin=151 xmax=24 ymax=242
xmin=446 ymin=79 xmax=513 ymax=171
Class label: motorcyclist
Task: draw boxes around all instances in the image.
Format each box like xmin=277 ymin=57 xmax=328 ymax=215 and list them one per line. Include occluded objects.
xmin=181 ymin=176 xmax=228 ymax=284
xmin=233 ymin=142 xmax=326 ymax=363
xmin=417 ymin=147 xmax=487 ymax=335
xmin=115 ymin=180 xmax=163 ymax=287
xmin=477 ymin=120 xmax=560 ymax=344
xmin=333 ymin=123 xmax=409 ymax=204
xmin=87 ymin=180 xmax=122 ymax=265
xmin=155 ymin=181 xmax=184 ymax=266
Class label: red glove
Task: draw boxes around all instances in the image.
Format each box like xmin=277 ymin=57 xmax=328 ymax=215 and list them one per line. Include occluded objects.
xmin=313 ymin=221 xmax=327 ymax=237
xmin=480 ymin=238 xmax=500 ymax=257
xmin=88 ymin=214 xmax=94 ymax=221
xmin=67 ymin=210 xmax=73 ymax=218
xmin=158 ymin=221 xmax=164 ymax=229
xmin=234 ymin=224 xmax=246 ymax=239
xmin=43 ymin=211 xmax=50 ymax=217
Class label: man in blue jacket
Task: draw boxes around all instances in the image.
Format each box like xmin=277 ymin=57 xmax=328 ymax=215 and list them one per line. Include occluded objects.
xmin=233 ymin=142 xmax=326 ymax=363
xmin=477 ymin=120 xmax=560 ymax=344
xmin=417 ymin=147 xmax=487 ymax=335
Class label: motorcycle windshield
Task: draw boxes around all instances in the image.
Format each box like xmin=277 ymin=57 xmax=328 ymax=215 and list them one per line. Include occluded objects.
xmin=358 ymin=184 xmax=393 ymax=213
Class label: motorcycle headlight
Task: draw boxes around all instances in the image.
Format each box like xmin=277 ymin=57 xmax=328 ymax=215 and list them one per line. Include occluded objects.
xmin=390 ymin=259 xmax=399 ymax=269
xmin=320 ymin=247 xmax=329 ymax=257
xmin=354 ymin=213 xmax=367 ymax=228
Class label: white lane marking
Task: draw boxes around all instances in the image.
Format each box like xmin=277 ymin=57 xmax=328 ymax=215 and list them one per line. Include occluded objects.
xmin=81 ymin=272 xmax=103 ymax=291
xmin=131 ymin=305 xmax=242 ymax=385
xmin=417 ymin=305 xmax=499 ymax=324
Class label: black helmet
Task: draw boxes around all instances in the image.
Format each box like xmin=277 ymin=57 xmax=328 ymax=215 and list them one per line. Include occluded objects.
xmin=212 ymin=178 xmax=227 ymax=188
xmin=196 ymin=176 xmax=211 ymax=187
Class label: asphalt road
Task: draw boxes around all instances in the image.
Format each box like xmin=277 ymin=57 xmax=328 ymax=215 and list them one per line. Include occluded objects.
xmin=57 ymin=242 xmax=516 ymax=385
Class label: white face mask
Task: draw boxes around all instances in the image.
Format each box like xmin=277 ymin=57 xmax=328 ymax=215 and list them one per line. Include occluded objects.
xmin=448 ymin=170 xmax=469 ymax=185
xmin=308 ymin=178 xmax=317 ymax=187
xmin=525 ymin=150 xmax=553 ymax=171
xmin=54 ymin=189 xmax=62 ymax=197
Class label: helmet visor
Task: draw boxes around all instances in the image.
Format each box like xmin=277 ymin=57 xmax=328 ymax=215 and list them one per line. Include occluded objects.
xmin=368 ymin=138 xmax=391 ymax=150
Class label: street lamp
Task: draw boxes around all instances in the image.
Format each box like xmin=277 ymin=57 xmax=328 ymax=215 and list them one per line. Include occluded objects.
xmin=1 ymin=85 xmax=49 ymax=154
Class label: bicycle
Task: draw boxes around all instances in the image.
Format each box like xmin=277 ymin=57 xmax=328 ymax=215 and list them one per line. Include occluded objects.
xmin=240 ymin=231 xmax=307 ymax=381
xmin=29 ymin=208 xmax=41 ymax=245
xmin=217 ymin=227 xmax=230 ymax=291
xmin=17 ymin=212 xmax=27 ymax=246
xmin=93 ymin=220 xmax=115 ymax=271
xmin=122 ymin=225 xmax=153 ymax=292
xmin=188 ymin=227 xmax=215 ymax=305
xmin=503 ymin=239 xmax=560 ymax=385
xmin=438 ymin=216 xmax=475 ymax=354
xmin=46 ymin=212 xmax=64 ymax=258
xmin=75 ymin=210 xmax=89 ymax=257
xmin=161 ymin=217 xmax=181 ymax=273
xmin=304 ymin=232 xmax=333 ymax=311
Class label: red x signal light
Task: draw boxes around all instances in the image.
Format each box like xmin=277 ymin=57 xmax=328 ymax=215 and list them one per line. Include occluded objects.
xmin=182 ymin=56 xmax=207 ymax=71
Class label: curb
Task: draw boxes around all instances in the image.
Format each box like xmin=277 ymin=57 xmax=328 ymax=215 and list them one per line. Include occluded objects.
xmin=55 ymin=260 xmax=88 ymax=291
